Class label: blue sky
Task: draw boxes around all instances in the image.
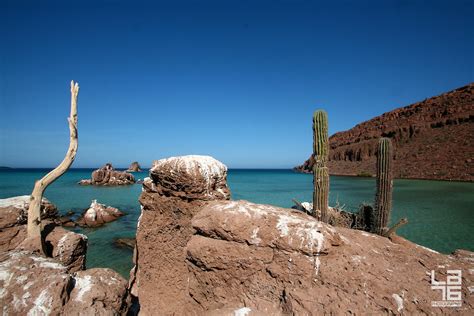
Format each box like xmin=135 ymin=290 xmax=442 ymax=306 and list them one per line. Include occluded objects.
xmin=1 ymin=0 xmax=472 ymax=168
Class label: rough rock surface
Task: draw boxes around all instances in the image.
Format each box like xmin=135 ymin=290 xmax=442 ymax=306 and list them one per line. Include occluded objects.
xmin=148 ymin=155 xmax=230 ymax=200
xmin=0 ymin=195 xmax=58 ymax=230
xmin=79 ymin=163 xmax=135 ymax=185
xmin=295 ymin=83 xmax=474 ymax=181
xmin=131 ymin=155 xmax=230 ymax=314
xmin=0 ymin=251 xmax=129 ymax=315
xmin=44 ymin=226 xmax=87 ymax=272
xmin=76 ymin=200 xmax=124 ymax=228
xmin=0 ymin=196 xmax=87 ymax=272
xmin=133 ymin=155 xmax=473 ymax=315
xmin=126 ymin=161 xmax=142 ymax=172
xmin=0 ymin=195 xmax=58 ymax=252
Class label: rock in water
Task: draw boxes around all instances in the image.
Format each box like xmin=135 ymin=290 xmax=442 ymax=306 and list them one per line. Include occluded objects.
xmin=0 ymin=251 xmax=129 ymax=315
xmin=76 ymin=200 xmax=124 ymax=227
xmin=126 ymin=161 xmax=142 ymax=172
xmin=132 ymin=155 xmax=474 ymax=315
xmin=79 ymin=163 xmax=135 ymax=186
xmin=114 ymin=237 xmax=135 ymax=250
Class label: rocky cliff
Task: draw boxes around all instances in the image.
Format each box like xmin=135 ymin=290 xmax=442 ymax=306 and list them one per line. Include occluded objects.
xmin=295 ymin=83 xmax=474 ymax=181
xmin=131 ymin=155 xmax=473 ymax=315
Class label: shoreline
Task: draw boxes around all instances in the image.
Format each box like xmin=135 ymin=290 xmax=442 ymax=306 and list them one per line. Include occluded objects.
xmin=292 ymin=168 xmax=474 ymax=183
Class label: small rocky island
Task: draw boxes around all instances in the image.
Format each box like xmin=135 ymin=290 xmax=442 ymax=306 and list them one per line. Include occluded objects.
xmin=79 ymin=163 xmax=135 ymax=185
xmin=76 ymin=200 xmax=124 ymax=228
xmin=126 ymin=161 xmax=142 ymax=172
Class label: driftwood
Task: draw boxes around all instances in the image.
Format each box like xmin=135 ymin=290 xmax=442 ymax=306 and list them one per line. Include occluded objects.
xmin=383 ymin=217 xmax=408 ymax=238
xmin=26 ymin=81 xmax=79 ymax=254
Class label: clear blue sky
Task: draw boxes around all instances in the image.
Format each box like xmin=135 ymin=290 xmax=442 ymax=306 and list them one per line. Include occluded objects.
xmin=1 ymin=0 xmax=472 ymax=168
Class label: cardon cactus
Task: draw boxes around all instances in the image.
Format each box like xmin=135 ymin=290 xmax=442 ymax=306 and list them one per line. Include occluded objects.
xmin=373 ymin=137 xmax=393 ymax=235
xmin=312 ymin=110 xmax=329 ymax=222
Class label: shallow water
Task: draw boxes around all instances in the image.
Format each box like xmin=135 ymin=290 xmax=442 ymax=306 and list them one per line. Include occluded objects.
xmin=0 ymin=168 xmax=473 ymax=277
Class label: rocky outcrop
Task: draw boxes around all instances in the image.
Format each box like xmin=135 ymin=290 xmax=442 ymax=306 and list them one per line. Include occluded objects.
xmin=0 ymin=251 xmax=129 ymax=315
xmin=0 ymin=195 xmax=58 ymax=228
xmin=76 ymin=200 xmax=124 ymax=228
xmin=44 ymin=226 xmax=87 ymax=272
xmin=130 ymin=155 xmax=230 ymax=314
xmin=79 ymin=163 xmax=135 ymax=185
xmin=147 ymin=155 xmax=230 ymax=200
xmin=0 ymin=196 xmax=87 ymax=272
xmin=132 ymin=155 xmax=473 ymax=314
xmin=126 ymin=161 xmax=142 ymax=172
xmin=295 ymin=83 xmax=474 ymax=181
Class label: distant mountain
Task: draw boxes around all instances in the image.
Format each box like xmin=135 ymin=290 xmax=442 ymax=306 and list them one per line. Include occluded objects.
xmin=295 ymin=83 xmax=474 ymax=181
xmin=0 ymin=166 xmax=12 ymax=170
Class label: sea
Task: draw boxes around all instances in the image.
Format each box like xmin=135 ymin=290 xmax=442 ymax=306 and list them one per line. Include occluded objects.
xmin=0 ymin=168 xmax=473 ymax=278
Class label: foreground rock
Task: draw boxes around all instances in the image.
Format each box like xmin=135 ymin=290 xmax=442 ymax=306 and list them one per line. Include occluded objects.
xmin=76 ymin=200 xmax=124 ymax=227
xmin=79 ymin=163 xmax=135 ymax=185
xmin=0 ymin=251 xmax=129 ymax=315
xmin=126 ymin=161 xmax=142 ymax=172
xmin=295 ymin=83 xmax=474 ymax=181
xmin=0 ymin=196 xmax=87 ymax=272
xmin=132 ymin=155 xmax=473 ymax=315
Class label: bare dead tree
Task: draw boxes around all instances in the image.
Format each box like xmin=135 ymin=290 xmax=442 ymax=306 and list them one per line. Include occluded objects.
xmin=26 ymin=81 xmax=79 ymax=254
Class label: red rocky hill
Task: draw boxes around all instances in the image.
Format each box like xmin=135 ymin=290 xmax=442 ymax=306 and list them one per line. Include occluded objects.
xmin=295 ymin=83 xmax=474 ymax=181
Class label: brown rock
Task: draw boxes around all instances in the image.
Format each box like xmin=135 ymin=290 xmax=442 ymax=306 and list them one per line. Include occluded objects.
xmin=133 ymin=155 xmax=474 ymax=315
xmin=59 ymin=216 xmax=76 ymax=227
xmin=148 ymin=155 xmax=230 ymax=200
xmin=45 ymin=226 xmax=87 ymax=272
xmin=131 ymin=155 xmax=230 ymax=314
xmin=79 ymin=163 xmax=135 ymax=186
xmin=76 ymin=200 xmax=124 ymax=228
xmin=0 ymin=196 xmax=60 ymax=252
xmin=295 ymin=83 xmax=474 ymax=181
xmin=126 ymin=161 xmax=142 ymax=172
xmin=63 ymin=268 xmax=129 ymax=315
xmin=0 ymin=251 xmax=129 ymax=315
xmin=0 ymin=251 xmax=73 ymax=315
xmin=0 ymin=195 xmax=58 ymax=230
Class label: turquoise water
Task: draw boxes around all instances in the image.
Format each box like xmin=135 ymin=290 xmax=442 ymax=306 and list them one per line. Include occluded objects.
xmin=1 ymin=169 xmax=473 ymax=278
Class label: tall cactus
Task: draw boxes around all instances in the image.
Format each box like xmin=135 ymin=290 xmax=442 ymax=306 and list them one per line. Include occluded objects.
xmin=373 ymin=137 xmax=393 ymax=235
xmin=312 ymin=110 xmax=329 ymax=222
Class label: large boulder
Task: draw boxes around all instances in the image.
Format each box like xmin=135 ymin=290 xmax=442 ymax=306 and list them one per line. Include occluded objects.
xmin=126 ymin=161 xmax=142 ymax=172
xmin=0 ymin=251 xmax=129 ymax=315
xmin=147 ymin=155 xmax=230 ymax=200
xmin=0 ymin=196 xmax=88 ymax=272
xmin=0 ymin=195 xmax=58 ymax=230
xmin=79 ymin=163 xmax=135 ymax=186
xmin=62 ymin=268 xmax=129 ymax=315
xmin=132 ymin=155 xmax=474 ymax=315
xmin=130 ymin=155 xmax=230 ymax=314
xmin=76 ymin=200 xmax=124 ymax=228
xmin=44 ymin=226 xmax=87 ymax=272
